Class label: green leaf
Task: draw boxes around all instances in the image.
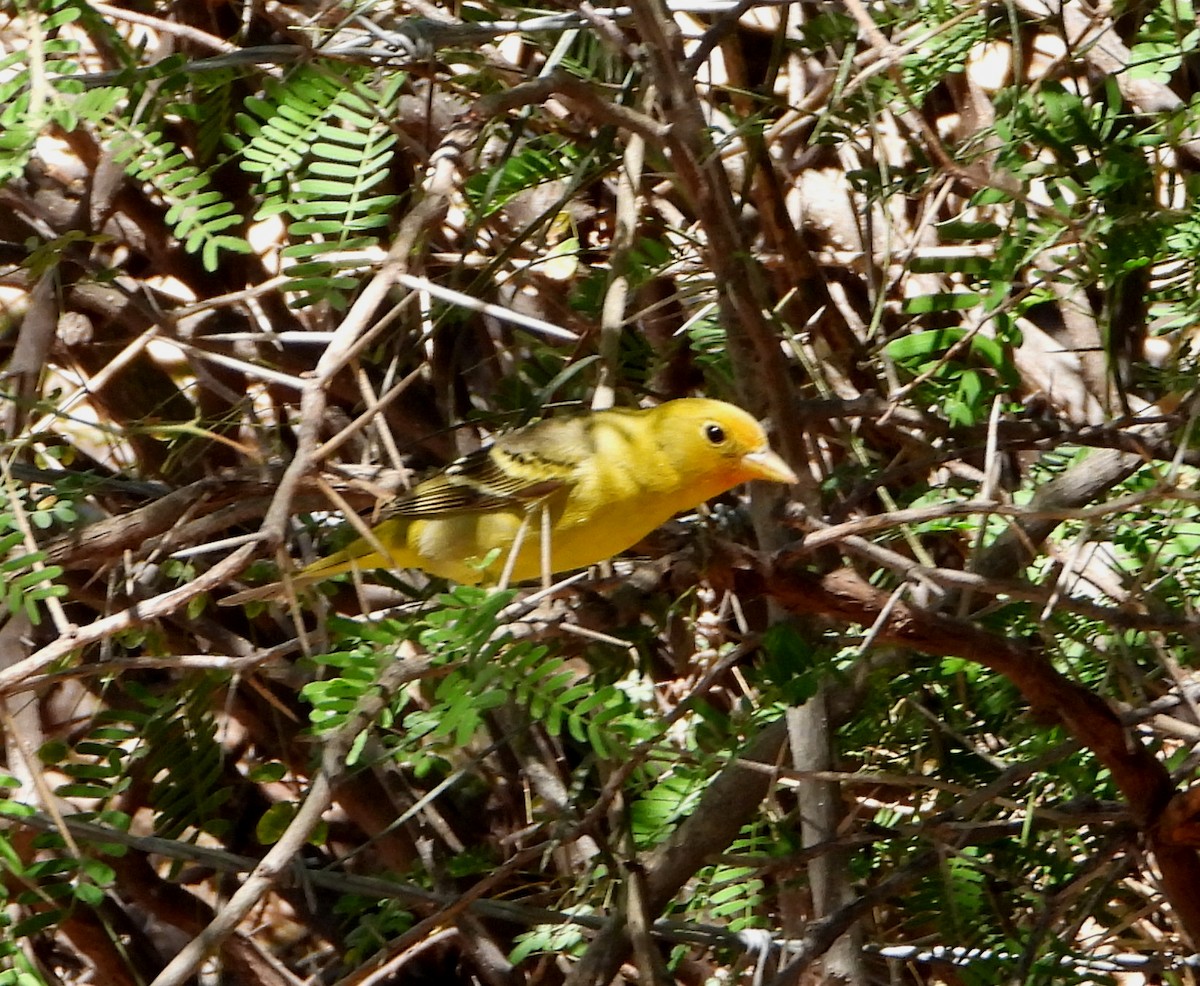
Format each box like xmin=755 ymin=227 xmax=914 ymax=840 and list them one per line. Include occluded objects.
xmin=73 ymin=882 xmax=105 ymax=907
xmin=901 ymin=292 xmax=981 ymax=314
xmin=256 ymin=802 xmax=296 ymax=844
xmin=883 ymin=328 xmax=965 ymax=361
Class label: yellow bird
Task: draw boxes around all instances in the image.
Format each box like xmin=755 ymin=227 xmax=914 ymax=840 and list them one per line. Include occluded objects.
xmin=224 ymin=398 xmax=796 ymax=603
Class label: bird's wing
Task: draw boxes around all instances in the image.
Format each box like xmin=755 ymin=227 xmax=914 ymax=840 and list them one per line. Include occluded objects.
xmin=382 ymin=422 xmax=583 ymax=519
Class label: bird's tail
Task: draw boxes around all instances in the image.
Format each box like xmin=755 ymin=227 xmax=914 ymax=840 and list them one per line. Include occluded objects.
xmin=219 ymin=522 xmax=397 ymax=607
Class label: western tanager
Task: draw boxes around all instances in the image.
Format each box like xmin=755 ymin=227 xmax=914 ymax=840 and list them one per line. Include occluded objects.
xmin=224 ymin=398 xmax=796 ymax=603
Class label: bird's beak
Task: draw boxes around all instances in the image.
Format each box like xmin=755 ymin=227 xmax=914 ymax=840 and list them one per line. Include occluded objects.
xmin=742 ymin=448 xmax=798 ymax=485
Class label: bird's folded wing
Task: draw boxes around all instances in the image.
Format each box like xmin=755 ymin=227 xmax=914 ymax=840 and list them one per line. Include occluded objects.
xmin=381 ymin=444 xmax=572 ymax=518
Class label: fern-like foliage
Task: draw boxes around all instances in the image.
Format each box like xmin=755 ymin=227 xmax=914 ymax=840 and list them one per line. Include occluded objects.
xmin=1 ymin=0 xmax=250 ymax=271
xmin=235 ymin=66 xmax=356 ymax=184
xmin=0 ymin=485 xmax=72 ymax=626
xmin=55 ymin=677 xmax=231 ymax=842
xmin=233 ymin=66 xmax=405 ymax=308
xmin=176 ymin=69 xmax=241 ymax=165
xmin=110 ymin=123 xmax=252 ymax=272
xmin=303 ymin=586 xmax=656 ymax=773
xmin=463 ymin=134 xmax=585 ymax=220
xmin=0 ymin=771 xmax=122 ymax=965
xmin=509 ymin=912 xmax=589 ymax=965
xmin=335 ymin=895 xmax=415 ymax=968
xmin=8 ymin=1 xmax=407 ymax=282
xmin=0 ymin=3 xmax=126 ymax=184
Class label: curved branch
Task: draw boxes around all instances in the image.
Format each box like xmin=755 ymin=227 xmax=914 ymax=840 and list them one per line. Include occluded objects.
xmin=713 ymin=553 xmax=1200 ymax=943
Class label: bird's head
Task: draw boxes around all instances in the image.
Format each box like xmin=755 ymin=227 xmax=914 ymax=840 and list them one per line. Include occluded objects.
xmin=655 ymin=398 xmax=798 ymax=493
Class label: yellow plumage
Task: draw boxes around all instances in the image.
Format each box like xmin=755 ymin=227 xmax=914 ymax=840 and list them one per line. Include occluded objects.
xmin=224 ymin=398 xmax=795 ymax=603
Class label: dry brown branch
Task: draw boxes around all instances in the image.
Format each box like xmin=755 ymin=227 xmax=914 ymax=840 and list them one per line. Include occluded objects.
xmin=8 ymin=0 xmax=1200 ymax=981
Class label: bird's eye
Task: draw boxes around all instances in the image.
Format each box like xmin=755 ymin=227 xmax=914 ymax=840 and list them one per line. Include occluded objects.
xmin=704 ymin=423 xmax=726 ymax=445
